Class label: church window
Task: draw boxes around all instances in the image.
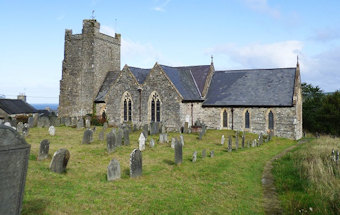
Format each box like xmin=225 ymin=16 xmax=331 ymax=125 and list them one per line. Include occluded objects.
xmin=150 ymin=92 xmax=161 ymax=122
xmin=124 ymin=100 xmax=127 ymax=121
xmin=268 ymin=111 xmax=274 ymax=129
xmin=223 ymin=110 xmax=228 ymax=128
xmin=128 ymin=100 xmax=132 ymax=121
xmin=122 ymin=92 xmax=132 ymax=122
xmin=245 ymin=110 xmax=250 ymax=128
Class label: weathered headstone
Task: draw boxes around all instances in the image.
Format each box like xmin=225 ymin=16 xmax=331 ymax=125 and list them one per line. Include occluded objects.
xmin=199 ymin=130 xmax=204 ymax=140
xmin=149 ymin=138 xmax=155 ymax=148
xmin=48 ymin=126 xmax=56 ymax=136
xmin=85 ymin=118 xmax=91 ymax=128
xmin=71 ymin=117 xmax=77 ymax=127
xmin=164 ymin=133 xmax=168 ymax=143
xmin=174 ymin=139 xmax=183 ymax=165
xmin=103 ymin=122 xmax=108 ymax=130
xmin=161 ymin=124 xmax=166 ymax=133
xmin=49 ymin=148 xmax=70 ymax=173
xmin=142 ymin=124 xmax=148 ymax=139
xmin=53 ymin=117 xmax=61 ymax=127
xmin=228 ymin=136 xmax=232 ymax=152
xmin=202 ymin=149 xmax=207 ymax=158
xmin=133 ymin=124 xmax=137 ymax=132
xmin=336 ymin=150 xmax=339 ymax=165
xmin=107 ymin=132 xmax=116 ymax=153
xmin=123 ymin=129 xmax=130 ymax=145
xmin=64 ymin=117 xmax=71 ymax=127
xmin=38 ymin=139 xmax=50 ymax=160
xmin=235 ymin=134 xmax=239 ymax=151
xmin=184 ymin=122 xmax=189 ymax=133
xmin=22 ymin=124 xmax=29 ymax=137
xmin=28 ymin=117 xmax=34 ymax=128
xmin=221 ymin=135 xmax=225 ymax=145
xmin=242 ymin=134 xmax=245 ymax=148
xmin=16 ymin=122 xmax=24 ymax=134
xmin=210 ymin=150 xmax=214 ymax=158
xmin=49 ymin=116 xmax=58 ymax=127
xmin=32 ymin=114 xmax=39 ymax=127
xmin=159 ymin=133 xmax=165 ymax=144
xmin=98 ymin=129 xmax=104 ymax=141
xmin=192 ymin=151 xmax=197 ymax=162
xmin=77 ymin=118 xmax=84 ymax=129
xmin=0 ymin=125 xmax=30 ymax=215
xmin=139 ymin=133 xmax=146 ymax=151
xmin=107 ymin=159 xmax=121 ymax=181
xmin=130 ymin=149 xmax=142 ymax=178
xmin=38 ymin=116 xmax=50 ymax=128
xmin=180 ymin=134 xmax=184 ymax=146
xmin=171 ymin=137 xmax=176 ymax=148
xmin=82 ymin=129 xmax=93 ymax=144
xmin=259 ymin=133 xmax=263 ymax=146
xmin=116 ymin=128 xmax=123 ymax=146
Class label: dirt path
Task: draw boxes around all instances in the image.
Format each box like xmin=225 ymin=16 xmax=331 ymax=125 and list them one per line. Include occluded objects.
xmin=262 ymin=139 xmax=308 ymax=215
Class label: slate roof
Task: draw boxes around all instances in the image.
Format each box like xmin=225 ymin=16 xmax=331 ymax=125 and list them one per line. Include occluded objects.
xmin=185 ymin=65 xmax=211 ymax=95
xmin=0 ymin=99 xmax=37 ymax=114
xmin=203 ymin=68 xmax=296 ymax=107
xmin=94 ymin=71 xmax=120 ymax=102
xmin=159 ymin=65 xmax=204 ymax=101
xmin=128 ymin=67 xmax=150 ymax=84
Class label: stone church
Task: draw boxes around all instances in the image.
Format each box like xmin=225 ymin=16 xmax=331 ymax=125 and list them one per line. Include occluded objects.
xmin=59 ymin=19 xmax=302 ymax=139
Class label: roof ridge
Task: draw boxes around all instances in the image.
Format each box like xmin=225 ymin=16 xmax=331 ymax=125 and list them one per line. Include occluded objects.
xmin=189 ymin=70 xmax=202 ymax=98
xmin=159 ymin=64 xmax=210 ymax=69
xmin=216 ymin=67 xmax=296 ymax=72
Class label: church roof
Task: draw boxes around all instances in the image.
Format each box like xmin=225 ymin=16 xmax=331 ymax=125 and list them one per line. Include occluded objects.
xmin=203 ymin=68 xmax=296 ymax=107
xmin=160 ymin=65 xmax=204 ymax=101
xmin=128 ymin=67 xmax=150 ymax=84
xmin=186 ymin=65 xmax=211 ymax=95
xmin=0 ymin=99 xmax=37 ymax=114
xmin=95 ymin=71 xmax=120 ymax=102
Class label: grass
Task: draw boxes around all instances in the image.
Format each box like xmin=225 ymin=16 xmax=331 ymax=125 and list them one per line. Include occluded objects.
xmin=272 ymin=135 xmax=340 ymax=214
xmin=22 ymin=126 xmax=296 ymax=214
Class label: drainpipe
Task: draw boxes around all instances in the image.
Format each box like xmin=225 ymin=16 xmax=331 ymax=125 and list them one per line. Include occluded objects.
xmin=138 ymin=88 xmax=142 ymax=122
xmin=191 ymin=103 xmax=194 ymax=126
xmin=231 ymin=108 xmax=234 ymax=130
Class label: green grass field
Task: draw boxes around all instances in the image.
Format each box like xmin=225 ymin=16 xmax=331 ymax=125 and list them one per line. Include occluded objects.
xmin=272 ymin=136 xmax=340 ymax=214
xmin=22 ymin=127 xmax=296 ymax=215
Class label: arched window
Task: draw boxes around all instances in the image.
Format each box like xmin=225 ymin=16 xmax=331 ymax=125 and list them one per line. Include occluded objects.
xmin=268 ymin=111 xmax=274 ymax=129
xmin=122 ymin=92 xmax=132 ymax=122
xmin=245 ymin=110 xmax=250 ymax=129
xmin=223 ymin=110 xmax=228 ymax=128
xmin=150 ymin=92 xmax=161 ymax=122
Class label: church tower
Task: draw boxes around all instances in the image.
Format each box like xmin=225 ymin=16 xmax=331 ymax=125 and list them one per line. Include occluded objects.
xmin=59 ymin=19 xmax=121 ymax=117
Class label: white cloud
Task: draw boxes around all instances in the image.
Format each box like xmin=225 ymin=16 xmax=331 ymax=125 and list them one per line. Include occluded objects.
xmin=152 ymin=0 xmax=171 ymax=12
xmin=242 ymin=0 xmax=280 ymax=18
xmin=310 ymin=27 xmax=340 ymax=42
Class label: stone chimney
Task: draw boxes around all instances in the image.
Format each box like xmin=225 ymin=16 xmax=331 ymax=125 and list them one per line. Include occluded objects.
xmin=17 ymin=94 xmax=26 ymax=102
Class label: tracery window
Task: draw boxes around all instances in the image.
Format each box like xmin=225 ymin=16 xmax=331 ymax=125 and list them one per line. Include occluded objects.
xmin=122 ymin=92 xmax=132 ymax=122
xmin=223 ymin=110 xmax=228 ymax=128
xmin=268 ymin=111 xmax=274 ymax=129
xmin=245 ymin=110 xmax=250 ymax=129
xmin=150 ymin=92 xmax=161 ymax=122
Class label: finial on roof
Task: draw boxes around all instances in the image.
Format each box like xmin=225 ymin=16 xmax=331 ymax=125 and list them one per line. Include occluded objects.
xmin=91 ymin=10 xmax=95 ymax=19
xmin=211 ymin=55 xmax=214 ymax=64
xmin=297 ymin=55 xmax=300 ymax=68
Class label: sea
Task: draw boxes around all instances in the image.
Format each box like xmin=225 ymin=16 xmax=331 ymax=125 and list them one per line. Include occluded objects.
xmin=31 ymin=103 xmax=59 ymax=111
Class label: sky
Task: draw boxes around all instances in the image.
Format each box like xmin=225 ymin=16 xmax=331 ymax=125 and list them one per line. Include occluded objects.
xmin=0 ymin=0 xmax=339 ymax=104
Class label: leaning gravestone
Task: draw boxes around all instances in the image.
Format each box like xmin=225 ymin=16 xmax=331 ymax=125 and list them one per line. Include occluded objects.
xmin=28 ymin=116 xmax=34 ymax=128
xmin=142 ymin=124 xmax=148 ymax=139
xmin=82 ymin=129 xmax=93 ymax=144
xmin=221 ymin=135 xmax=225 ymax=145
xmin=0 ymin=125 xmax=30 ymax=215
xmin=107 ymin=132 xmax=116 ymax=153
xmin=174 ymin=139 xmax=183 ymax=165
xmin=149 ymin=138 xmax=155 ymax=148
xmin=49 ymin=148 xmax=70 ymax=173
xmin=16 ymin=122 xmax=24 ymax=134
xmin=107 ymin=159 xmax=121 ymax=181
xmin=228 ymin=136 xmax=232 ymax=152
xmin=38 ymin=139 xmax=50 ymax=160
xmin=123 ymin=129 xmax=130 ymax=145
xmin=171 ymin=137 xmax=176 ymax=149
xmin=130 ymin=149 xmax=142 ymax=178
xmin=192 ymin=151 xmax=197 ymax=162
xmin=139 ymin=133 xmax=146 ymax=151
xmin=48 ymin=126 xmax=56 ymax=136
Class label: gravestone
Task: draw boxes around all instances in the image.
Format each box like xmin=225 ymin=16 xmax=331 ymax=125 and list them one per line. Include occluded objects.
xmin=50 ymin=116 xmax=58 ymax=127
xmin=77 ymin=118 xmax=84 ymax=129
xmin=258 ymin=133 xmax=263 ymax=146
xmin=116 ymin=128 xmax=123 ymax=146
xmin=0 ymin=125 xmax=30 ymax=215
xmin=184 ymin=122 xmax=189 ymax=133
xmin=149 ymin=138 xmax=155 ymax=148
xmin=130 ymin=149 xmax=142 ymax=178
xmin=315 ymin=132 xmax=320 ymax=138
xmin=64 ymin=117 xmax=71 ymax=127
xmin=228 ymin=136 xmax=232 ymax=152
xmin=22 ymin=124 xmax=29 ymax=137
xmin=38 ymin=139 xmax=50 ymax=160
xmin=4 ymin=122 xmax=11 ymax=127
xmin=221 ymin=135 xmax=225 ymax=145
xmin=123 ymin=129 xmax=130 ymax=145
xmin=107 ymin=132 xmax=116 ymax=153
xmin=210 ymin=150 xmax=214 ymax=158
xmin=82 ymin=129 xmax=93 ymax=144
xmin=242 ymin=134 xmax=245 ymax=148
xmin=164 ymin=133 xmax=168 ymax=143
xmin=85 ymin=118 xmax=91 ymax=128
xmin=28 ymin=117 xmax=34 ymax=128
xmin=174 ymin=139 xmax=183 ymax=165
xmin=38 ymin=116 xmax=50 ymax=128
xmin=48 ymin=126 xmax=56 ymax=136
xmin=161 ymin=124 xmax=166 ymax=133
xmin=159 ymin=133 xmax=165 ymax=144
xmin=202 ymin=149 xmax=207 ymax=158
xmin=16 ymin=122 xmax=24 ymax=134
xmin=49 ymin=148 xmax=70 ymax=173
xmin=32 ymin=114 xmax=39 ymax=127
xmin=103 ymin=122 xmax=108 ymax=130
xmin=336 ymin=150 xmax=339 ymax=165
xmin=98 ymin=129 xmax=104 ymax=141
xmin=202 ymin=125 xmax=207 ymax=135
xmin=133 ymin=124 xmax=137 ymax=132
xmin=247 ymin=140 xmax=250 ymax=148
xmin=198 ymin=130 xmax=204 ymax=140
xmin=332 ymin=149 xmax=336 ymax=161
xmin=235 ymin=135 xmax=239 ymax=151
xmin=71 ymin=117 xmax=77 ymax=127
xmin=180 ymin=134 xmax=184 ymax=146
xmin=139 ymin=133 xmax=146 ymax=151
xmin=142 ymin=124 xmax=148 ymax=139
xmin=192 ymin=151 xmax=197 ymax=162
xmin=53 ymin=117 xmax=61 ymax=127
xmin=107 ymin=159 xmax=121 ymax=181
xmin=171 ymin=138 xmax=176 ymax=148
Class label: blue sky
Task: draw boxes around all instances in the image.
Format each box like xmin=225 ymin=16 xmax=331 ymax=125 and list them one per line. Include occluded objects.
xmin=0 ymin=0 xmax=339 ymax=103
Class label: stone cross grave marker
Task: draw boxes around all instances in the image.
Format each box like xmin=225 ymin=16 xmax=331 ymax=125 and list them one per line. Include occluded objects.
xmin=130 ymin=149 xmax=142 ymax=178
xmin=139 ymin=133 xmax=146 ymax=151
xmin=174 ymin=139 xmax=183 ymax=165
xmin=192 ymin=151 xmax=197 ymax=162
xmin=49 ymin=148 xmax=70 ymax=173
xmin=48 ymin=126 xmax=55 ymax=136
xmin=82 ymin=129 xmax=93 ymax=144
xmin=38 ymin=139 xmax=50 ymax=160
xmin=107 ymin=132 xmax=116 ymax=153
xmin=107 ymin=159 xmax=121 ymax=181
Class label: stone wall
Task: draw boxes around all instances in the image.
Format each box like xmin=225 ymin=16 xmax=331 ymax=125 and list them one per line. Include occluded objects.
xmin=59 ymin=19 xmax=120 ymax=117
